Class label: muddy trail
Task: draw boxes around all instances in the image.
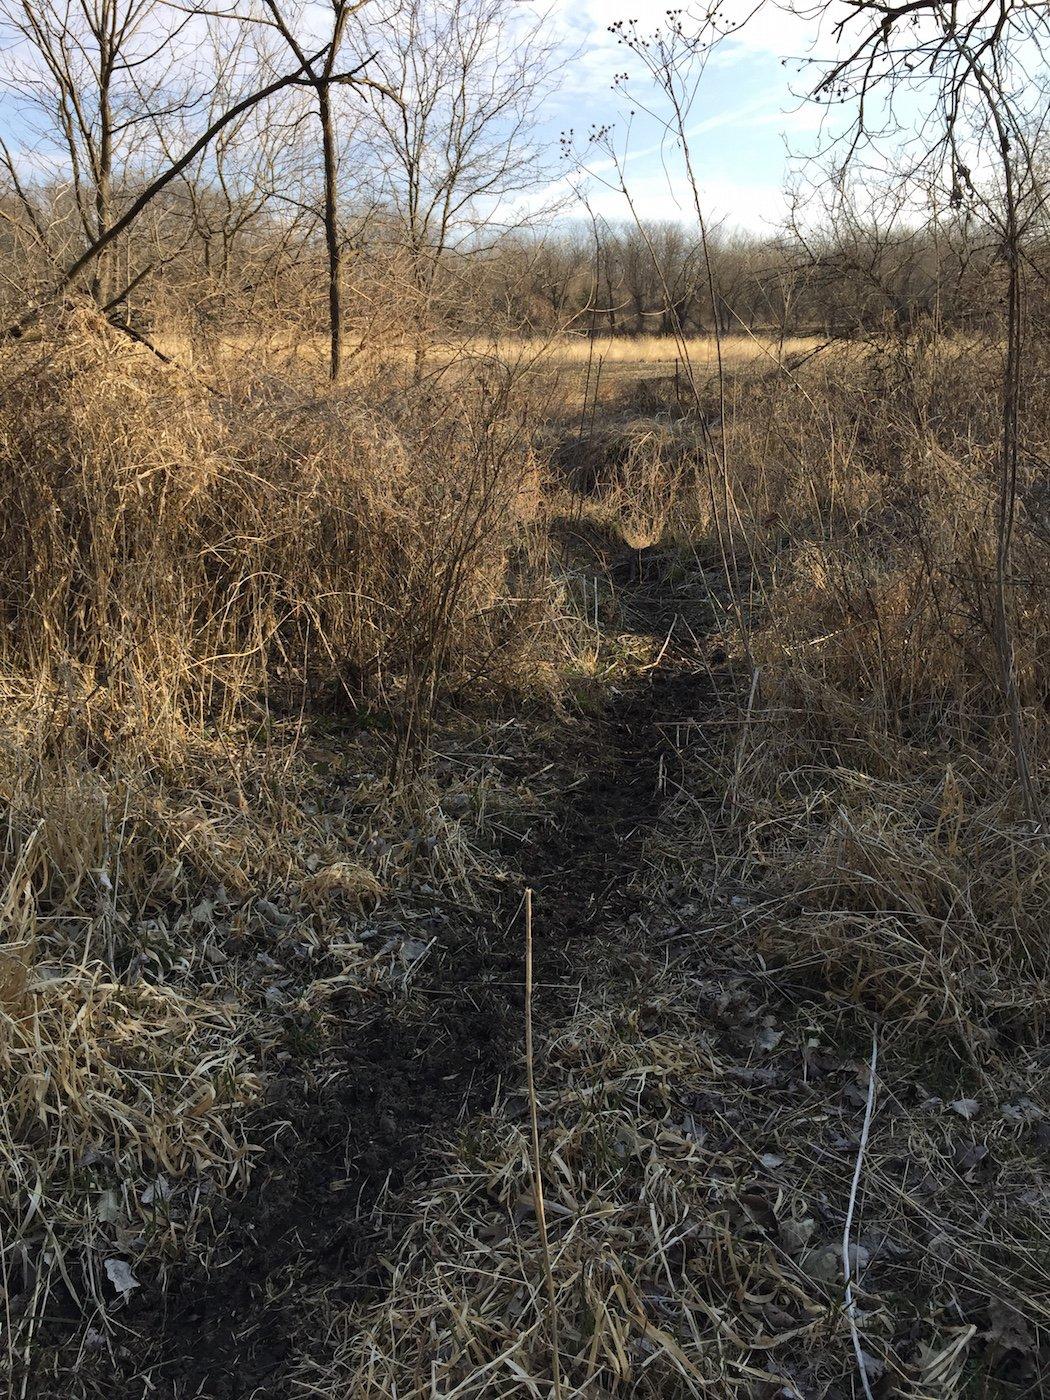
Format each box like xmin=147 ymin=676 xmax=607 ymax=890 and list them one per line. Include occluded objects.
xmin=130 ymin=575 xmax=718 ymax=1398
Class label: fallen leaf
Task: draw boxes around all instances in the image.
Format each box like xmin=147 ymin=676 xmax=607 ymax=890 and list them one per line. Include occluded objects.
xmin=1001 ymin=1098 xmax=1043 ymax=1125
xmin=779 ymin=1217 xmax=816 ymax=1254
xmin=805 ymin=1242 xmax=870 ymax=1283
xmin=141 ymin=1176 xmax=171 ymax=1206
xmin=986 ymin=1298 xmax=1036 ymax=1354
xmin=951 ymin=1098 xmax=980 ymax=1120
xmin=859 ymin=1349 xmax=886 ymax=1382
xmin=954 ymin=1141 xmax=990 ymax=1179
xmin=97 ymin=1190 xmax=123 ymax=1225
xmin=104 ymin=1258 xmax=139 ymax=1296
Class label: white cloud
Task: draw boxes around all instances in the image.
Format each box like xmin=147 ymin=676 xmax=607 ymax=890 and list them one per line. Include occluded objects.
xmin=537 ymin=0 xmax=830 ymax=227
xmin=577 ymin=167 xmax=788 ymax=232
xmin=546 ymin=0 xmax=824 ymax=82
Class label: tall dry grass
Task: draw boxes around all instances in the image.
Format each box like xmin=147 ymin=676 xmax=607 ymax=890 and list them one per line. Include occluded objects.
xmin=0 ymin=307 xmax=554 ymax=1370
xmin=1 ymin=310 xmax=549 ymax=738
xmin=538 ymin=330 xmax=1048 ymax=1038
xmin=700 ymin=337 xmax=1049 ymax=1040
xmin=523 ymin=332 xmax=821 ymax=367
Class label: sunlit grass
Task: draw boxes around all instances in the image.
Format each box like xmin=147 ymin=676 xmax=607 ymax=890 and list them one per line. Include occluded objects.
xmin=152 ymin=327 xmax=824 ymax=376
xmin=513 ymin=331 xmax=822 ymax=367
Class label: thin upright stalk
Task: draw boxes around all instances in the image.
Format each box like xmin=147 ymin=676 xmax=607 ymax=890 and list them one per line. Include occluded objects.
xmin=524 ymin=888 xmax=562 ymax=1400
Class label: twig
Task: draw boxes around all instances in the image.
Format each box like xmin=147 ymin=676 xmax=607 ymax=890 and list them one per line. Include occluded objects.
xmin=641 ymin=615 xmax=678 ymax=672
xmin=843 ymin=1032 xmax=879 ymax=1400
xmin=524 ymin=888 xmax=563 ymax=1400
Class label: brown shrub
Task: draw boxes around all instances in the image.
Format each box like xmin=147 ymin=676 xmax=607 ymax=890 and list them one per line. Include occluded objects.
xmin=0 ymin=311 xmax=549 ymax=743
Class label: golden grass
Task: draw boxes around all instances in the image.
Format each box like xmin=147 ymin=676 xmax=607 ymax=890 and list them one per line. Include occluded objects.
xmin=524 ymin=331 xmax=822 ymax=367
xmin=632 ymin=336 xmax=1050 ymax=1036
xmin=284 ymin=328 xmax=1048 ymax=1399
xmin=1 ymin=308 xmax=551 ymax=726
xmin=151 ymin=327 xmax=822 ymax=380
xmin=2 ymin=304 xmax=1047 ymax=1395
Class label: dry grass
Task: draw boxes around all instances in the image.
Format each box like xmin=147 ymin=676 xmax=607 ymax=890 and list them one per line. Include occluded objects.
xmin=1 ymin=309 xmax=552 ymax=731
xmin=0 ymin=687 xmax=523 ymax=1376
xmin=518 ymin=332 xmax=1049 ymax=1047
xmin=532 ymin=331 xmax=821 ymax=368
xmin=151 ymin=329 xmax=821 ymax=386
xmin=711 ymin=340 xmax=1050 ymax=1039
xmin=288 ymin=332 xmax=1048 ymax=1400
xmin=2 ymin=311 xmax=1047 ymax=1396
xmin=484 ymin=333 xmax=827 ymax=410
xmin=293 ymin=947 xmax=1047 ymax=1398
xmin=0 ymin=306 xmax=561 ymax=1381
xmin=564 ymin=336 xmax=1050 ymax=1041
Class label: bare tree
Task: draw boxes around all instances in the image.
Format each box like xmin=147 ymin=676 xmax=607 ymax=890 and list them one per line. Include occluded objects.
xmin=0 ymin=0 xmax=201 ymax=304
xmin=796 ymin=0 xmax=1050 ymax=821
xmin=3 ymin=31 xmax=389 ymax=344
xmin=1 ymin=0 xmax=396 ymax=367
xmin=238 ymin=0 xmax=392 ymax=379
xmin=353 ymin=0 xmax=565 ymax=362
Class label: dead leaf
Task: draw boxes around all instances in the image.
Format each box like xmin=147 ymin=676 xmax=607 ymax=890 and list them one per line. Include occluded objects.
xmin=97 ymin=1189 xmax=123 ymax=1225
xmin=141 ymin=1176 xmax=171 ymax=1206
xmin=779 ymin=1217 xmax=816 ymax=1254
xmin=950 ymin=1098 xmax=980 ymax=1120
xmin=986 ymin=1298 xmax=1035 ymax=1354
xmin=104 ymin=1258 xmax=139 ymax=1296
xmin=1001 ymin=1098 xmax=1043 ymax=1125
xmin=953 ymin=1141 xmax=990 ymax=1179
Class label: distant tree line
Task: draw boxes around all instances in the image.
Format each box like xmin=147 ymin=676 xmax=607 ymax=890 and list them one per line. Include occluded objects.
xmin=492 ymin=204 xmax=1050 ymax=339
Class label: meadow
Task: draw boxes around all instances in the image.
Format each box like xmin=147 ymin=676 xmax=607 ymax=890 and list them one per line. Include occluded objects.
xmin=1 ymin=306 xmax=1046 ymax=1397
xmin=1 ymin=0 xmax=1048 ymax=1391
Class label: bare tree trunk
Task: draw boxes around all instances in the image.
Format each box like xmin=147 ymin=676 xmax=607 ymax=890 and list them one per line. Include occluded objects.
xmin=991 ymin=124 xmax=1040 ymax=825
xmin=958 ymin=43 xmax=1043 ymax=827
xmin=318 ymin=87 xmax=342 ymax=381
xmin=93 ymin=84 xmax=113 ymax=303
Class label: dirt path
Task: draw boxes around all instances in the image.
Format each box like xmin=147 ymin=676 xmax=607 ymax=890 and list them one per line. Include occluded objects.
xmin=61 ymin=525 xmax=1048 ymax=1399
xmin=133 ymin=558 xmax=716 ymax=1399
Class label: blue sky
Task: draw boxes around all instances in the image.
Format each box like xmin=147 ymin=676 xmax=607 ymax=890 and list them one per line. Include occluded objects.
xmin=0 ymin=0 xmax=854 ymax=235
xmin=537 ymin=0 xmax=830 ymax=231
xmin=3 ymin=0 xmax=1043 ymax=252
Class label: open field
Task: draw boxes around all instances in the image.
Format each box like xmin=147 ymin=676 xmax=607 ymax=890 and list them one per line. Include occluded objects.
xmin=495 ymin=334 xmax=829 ymax=401
xmin=151 ymin=329 xmax=823 ymax=377
xmin=521 ymin=331 xmax=823 ymax=366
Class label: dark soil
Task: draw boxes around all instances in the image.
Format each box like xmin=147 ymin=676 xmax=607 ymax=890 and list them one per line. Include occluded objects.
xmin=112 ymin=554 xmax=719 ymax=1399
